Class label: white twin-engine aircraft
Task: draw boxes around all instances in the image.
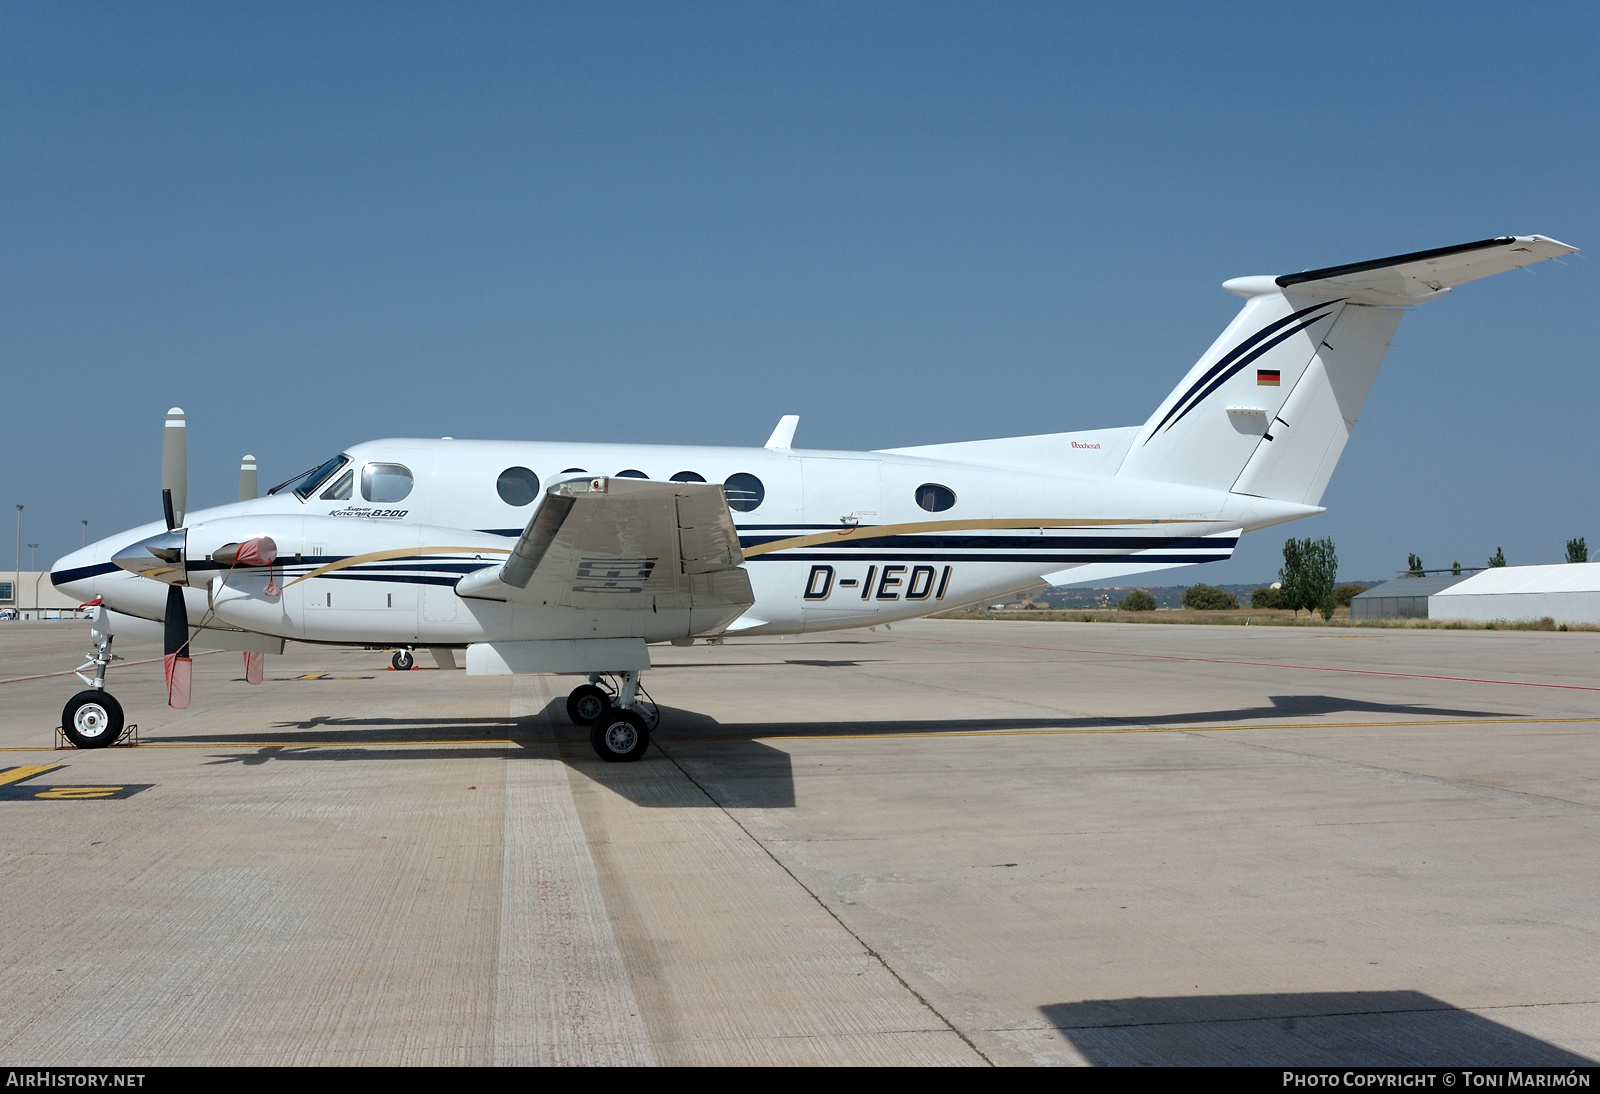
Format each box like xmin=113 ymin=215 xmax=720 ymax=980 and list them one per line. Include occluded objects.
xmin=51 ymin=235 xmax=1575 ymax=760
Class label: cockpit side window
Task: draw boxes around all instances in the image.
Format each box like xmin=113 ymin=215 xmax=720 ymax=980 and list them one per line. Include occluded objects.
xmin=270 ymin=454 xmax=350 ymax=500
xmin=320 ymin=469 xmax=354 ymax=501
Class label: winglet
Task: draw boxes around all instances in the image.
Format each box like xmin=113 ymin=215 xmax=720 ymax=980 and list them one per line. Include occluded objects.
xmin=765 ymin=415 xmax=799 ymax=450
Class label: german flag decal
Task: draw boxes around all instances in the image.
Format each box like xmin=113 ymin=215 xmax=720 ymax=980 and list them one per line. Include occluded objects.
xmin=1257 ymin=369 xmax=1281 ymax=386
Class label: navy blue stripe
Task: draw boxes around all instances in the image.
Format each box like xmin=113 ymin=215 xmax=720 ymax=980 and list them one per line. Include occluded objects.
xmin=50 ymin=562 xmax=120 ymax=585
xmin=752 ymin=552 xmax=1234 ymax=564
xmin=324 ymin=572 xmax=462 ymax=587
xmin=740 ymin=534 xmax=1237 ymax=551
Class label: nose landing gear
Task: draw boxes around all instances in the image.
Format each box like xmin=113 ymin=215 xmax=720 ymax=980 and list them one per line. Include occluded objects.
xmin=62 ymin=630 xmax=127 ymax=749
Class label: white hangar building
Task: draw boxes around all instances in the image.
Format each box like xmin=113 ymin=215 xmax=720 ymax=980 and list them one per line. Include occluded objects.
xmin=1429 ymin=563 xmax=1600 ymax=625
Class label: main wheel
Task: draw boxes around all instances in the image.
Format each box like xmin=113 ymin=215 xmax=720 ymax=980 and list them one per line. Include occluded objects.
xmin=566 ymin=684 xmax=610 ymax=725
xmin=589 ymin=708 xmax=650 ymax=762
xmin=391 ymin=649 xmax=415 ymax=671
xmin=62 ymin=690 xmax=124 ymax=749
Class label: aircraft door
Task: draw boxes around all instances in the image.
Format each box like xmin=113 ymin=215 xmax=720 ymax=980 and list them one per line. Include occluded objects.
xmin=799 ymin=457 xmax=884 ymax=631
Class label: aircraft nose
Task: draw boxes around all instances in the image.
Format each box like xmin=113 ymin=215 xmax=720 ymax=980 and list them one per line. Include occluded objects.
xmin=51 ymin=544 xmax=105 ymax=604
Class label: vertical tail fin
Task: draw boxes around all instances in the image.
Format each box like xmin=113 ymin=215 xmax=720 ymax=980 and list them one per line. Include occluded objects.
xmin=1116 ymin=235 xmax=1574 ymax=503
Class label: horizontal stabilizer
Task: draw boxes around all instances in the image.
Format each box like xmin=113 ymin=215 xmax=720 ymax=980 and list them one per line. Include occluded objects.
xmin=1225 ymin=235 xmax=1577 ymax=306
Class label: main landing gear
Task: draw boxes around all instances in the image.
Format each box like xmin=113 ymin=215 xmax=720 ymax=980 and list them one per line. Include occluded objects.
xmin=62 ymin=630 xmax=126 ymax=749
xmin=566 ymin=672 xmax=659 ymax=763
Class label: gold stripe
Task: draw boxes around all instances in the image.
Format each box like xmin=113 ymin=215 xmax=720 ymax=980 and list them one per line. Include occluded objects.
xmin=283 ymin=546 xmax=511 ymax=588
xmin=739 ymin=517 xmax=1196 ymax=559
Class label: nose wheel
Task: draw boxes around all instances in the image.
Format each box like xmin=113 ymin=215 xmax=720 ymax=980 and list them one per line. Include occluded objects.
xmin=62 ymin=690 xmax=125 ymax=749
xmin=391 ymin=649 xmax=416 ymax=671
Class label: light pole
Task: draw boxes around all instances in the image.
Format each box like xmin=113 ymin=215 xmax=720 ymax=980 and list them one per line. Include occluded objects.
xmin=27 ymin=544 xmax=37 ymax=613
xmin=13 ymin=505 xmax=20 ymax=611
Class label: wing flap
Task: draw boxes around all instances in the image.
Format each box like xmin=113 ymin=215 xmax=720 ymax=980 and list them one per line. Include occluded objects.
xmin=455 ymin=478 xmax=753 ymax=633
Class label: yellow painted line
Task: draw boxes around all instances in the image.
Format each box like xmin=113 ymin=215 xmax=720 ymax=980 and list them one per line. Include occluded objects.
xmin=1 ymin=716 xmax=1597 ymax=753
xmin=0 ymin=764 xmax=62 ymax=783
xmin=34 ymin=787 xmax=123 ymax=799
xmin=722 ymin=716 xmax=1600 ymax=742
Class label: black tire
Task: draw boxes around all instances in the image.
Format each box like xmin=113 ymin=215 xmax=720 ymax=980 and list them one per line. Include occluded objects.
xmin=391 ymin=649 xmax=415 ymax=671
xmin=589 ymin=708 xmax=650 ymax=762
xmin=566 ymin=684 xmax=610 ymax=725
xmin=62 ymin=690 xmax=124 ymax=749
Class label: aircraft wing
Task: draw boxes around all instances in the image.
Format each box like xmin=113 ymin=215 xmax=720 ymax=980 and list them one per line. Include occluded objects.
xmin=455 ymin=477 xmax=753 ymax=632
xmin=1272 ymin=235 xmax=1576 ymax=305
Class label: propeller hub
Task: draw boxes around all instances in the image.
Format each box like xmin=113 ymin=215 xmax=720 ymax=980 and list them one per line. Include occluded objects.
xmin=112 ymin=529 xmax=188 ymax=584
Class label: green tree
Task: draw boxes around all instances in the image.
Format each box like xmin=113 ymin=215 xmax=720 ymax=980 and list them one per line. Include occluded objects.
xmin=1333 ymin=583 xmax=1368 ymax=607
xmin=1488 ymin=547 xmax=1507 ymax=568
xmin=1407 ymin=553 xmax=1424 ymax=575
xmin=1567 ymin=537 xmax=1588 ymax=564
xmin=1281 ymin=537 xmax=1339 ymax=620
xmin=1452 ymin=561 xmax=1462 ymax=576
xmin=1250 ymin=586 xmax=1283 ymax=609
xmin=1182 ymin=584 xmax=1238 ymax=610
xmin=1119 ymin=589 xmax=1156 ymax=611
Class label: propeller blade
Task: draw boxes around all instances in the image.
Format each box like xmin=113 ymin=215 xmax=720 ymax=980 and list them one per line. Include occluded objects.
xmin=243 ymin=651 xmax=264 ymax=685
xmin=162 ymin=408 xmax=187 ymax=528
xmin=239 ymin=454 xmax=258 ymax=501
xmin=163 ymin=584 xmax=192 ymax=709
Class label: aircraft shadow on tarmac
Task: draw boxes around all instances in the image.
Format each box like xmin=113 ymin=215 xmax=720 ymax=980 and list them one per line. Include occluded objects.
xmin=174 ymin=692 xmax=1513 ymax=812
xmin=1039 ymin=991 xmax=1595 ymax=1066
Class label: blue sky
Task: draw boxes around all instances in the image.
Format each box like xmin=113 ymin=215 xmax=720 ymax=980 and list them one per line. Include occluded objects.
xmin=3 ymin=3 xmax=1595 ymax=583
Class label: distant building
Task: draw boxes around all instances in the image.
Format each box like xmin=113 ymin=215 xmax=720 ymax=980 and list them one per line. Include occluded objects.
xmin=1350 ymin=573 xmax=1470 ymax=620
xmin=1430 ymin=563 xmax=1600 ymax=625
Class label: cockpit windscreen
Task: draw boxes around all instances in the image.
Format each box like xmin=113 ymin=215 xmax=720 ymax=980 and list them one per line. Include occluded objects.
xmin=268 ymin=454 xmax=350 ymax=500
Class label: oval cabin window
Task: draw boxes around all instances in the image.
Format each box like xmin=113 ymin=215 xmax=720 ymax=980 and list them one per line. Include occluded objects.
xmin=496 ymin=466 xmax=540 ymax=506
xmin=915 ymin=483 xmax=956 ymax=512
xmin=616 ymin=469 xmax=648 ymax=479
xmin=669 ymin=471 xmax=706 ymax=483
xmin=361 ymin=463 xmax=414 ymax=504
xmin=723 ymin=473 xmax=765 ymax=512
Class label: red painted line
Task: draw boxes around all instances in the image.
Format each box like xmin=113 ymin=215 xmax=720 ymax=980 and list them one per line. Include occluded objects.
xmin=0 ymin=649 xmax=226 ymax=687
xmin=895 ymin=632 xmax=1600 ymax=693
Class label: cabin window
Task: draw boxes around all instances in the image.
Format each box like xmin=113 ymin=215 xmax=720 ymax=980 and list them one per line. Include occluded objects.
xmin=669 ymin=471 xmax=706 ymax=483
xmin=361 ymin=463 xmax=414 ymax=503
xmin=561 ymin=467 xmax=586 ymax=474
xmin=616 ymin=469 xmax=648 ymax=479
xmin=496 ymin=466 xmax=540 ymax=506
xmin=320 ymin=470 xmax=353 ymax=501
xmin=915 ymin=483 xmax=956 ymax=513
xmin=724 ymin=473 xmax=765 ymax=512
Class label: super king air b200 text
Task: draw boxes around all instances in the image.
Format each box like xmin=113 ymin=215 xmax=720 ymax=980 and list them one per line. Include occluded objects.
xmin=50 ymin=235 xmax=1576 ymax=761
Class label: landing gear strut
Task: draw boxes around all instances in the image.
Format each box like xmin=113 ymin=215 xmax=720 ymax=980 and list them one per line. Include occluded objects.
xmin=572 ymin=671 xmax=658 ymax=762
xmin=62 ymin=630 xmax=125 ymax=749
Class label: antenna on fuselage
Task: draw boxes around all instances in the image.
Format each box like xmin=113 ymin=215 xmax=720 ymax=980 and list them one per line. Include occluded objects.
xmin=765 ymin=415 xmax=799 ymax=450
